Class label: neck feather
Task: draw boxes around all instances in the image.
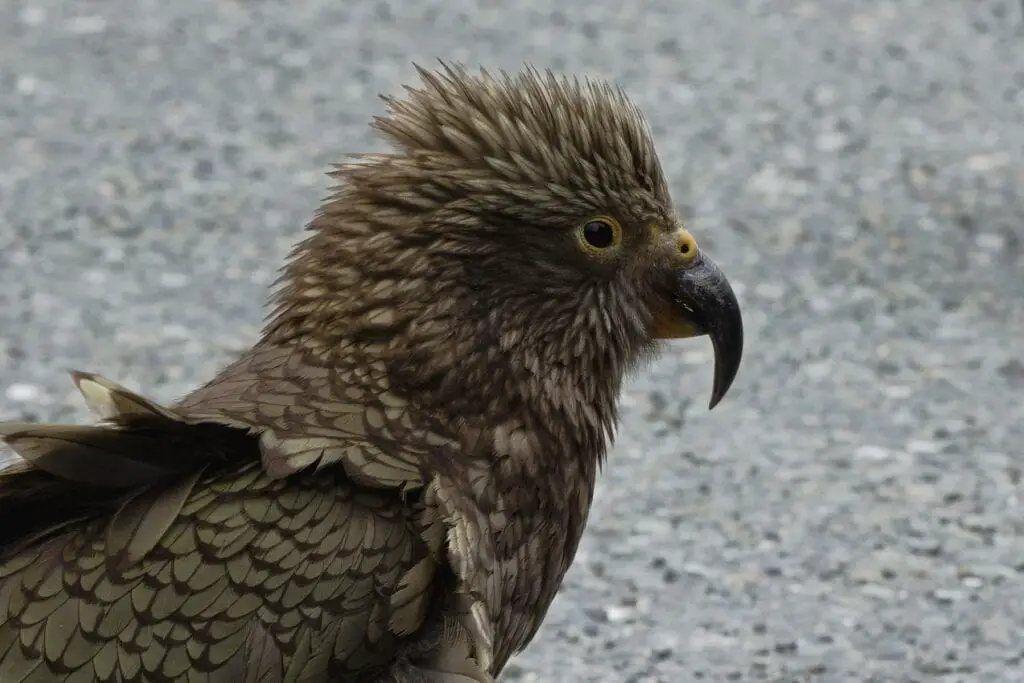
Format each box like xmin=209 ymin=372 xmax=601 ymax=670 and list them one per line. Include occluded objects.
xmin=259 ymin=180 xmax=644 ymax=471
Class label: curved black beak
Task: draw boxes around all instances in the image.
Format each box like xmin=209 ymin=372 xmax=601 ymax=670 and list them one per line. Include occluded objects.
xmin=671 ymin=252 xmax=744 ymax=409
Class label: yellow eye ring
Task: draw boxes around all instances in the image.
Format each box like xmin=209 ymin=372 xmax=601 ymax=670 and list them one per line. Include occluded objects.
xmin=576 ymin=216 xmax=622 ymax=254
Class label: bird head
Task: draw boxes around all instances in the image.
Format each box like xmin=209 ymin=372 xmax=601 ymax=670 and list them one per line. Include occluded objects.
xmin=263 ymin=64 xmax=743 ymax=434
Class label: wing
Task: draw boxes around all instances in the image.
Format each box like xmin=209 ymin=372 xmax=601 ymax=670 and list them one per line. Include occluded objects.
xmin=0 ymin=464 xmax=436 ymax=681
xmin=0 ymin=348 xmax=497 ymax=681
xmin=0 ymin=371 xmax=246 ymax=555
xmin=177 ymin=345 xmax=500 ymax=676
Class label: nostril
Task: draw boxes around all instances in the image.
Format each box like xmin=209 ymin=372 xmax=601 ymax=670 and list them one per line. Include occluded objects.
xmin=677 ymin=231 xmax=699 ymax=260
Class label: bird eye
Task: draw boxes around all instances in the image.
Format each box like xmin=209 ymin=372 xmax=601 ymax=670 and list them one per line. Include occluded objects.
xmin=577 ymin=216 xmax=622 ymax=253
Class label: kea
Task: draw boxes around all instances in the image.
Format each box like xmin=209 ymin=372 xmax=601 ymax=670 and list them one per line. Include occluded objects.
xmin=0 ymin=64 xmax=743 ymax=682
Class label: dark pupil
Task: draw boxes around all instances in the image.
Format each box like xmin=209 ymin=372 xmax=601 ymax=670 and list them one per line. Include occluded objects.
xmin=583 ymin=221 xmax=614 ymax=248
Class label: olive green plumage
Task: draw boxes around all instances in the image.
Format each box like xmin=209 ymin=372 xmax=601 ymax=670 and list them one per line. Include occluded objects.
xmin=0 ymin=63 xmax=743 ymax=682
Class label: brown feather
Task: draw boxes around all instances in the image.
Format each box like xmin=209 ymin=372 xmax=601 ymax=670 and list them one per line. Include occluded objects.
xmin=0 ymin=423 xmax=185 ymax=487
xmin=0 ymin=63 xmax=702 ymax=682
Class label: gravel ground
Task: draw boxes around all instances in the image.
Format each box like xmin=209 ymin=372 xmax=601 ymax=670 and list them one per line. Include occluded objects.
xmin=1 ymin=0 xmax=1022 ymax=681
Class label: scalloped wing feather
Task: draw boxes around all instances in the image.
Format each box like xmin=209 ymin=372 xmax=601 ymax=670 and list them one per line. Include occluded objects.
xmin=0 ymin=354 xmax=499 ymax=681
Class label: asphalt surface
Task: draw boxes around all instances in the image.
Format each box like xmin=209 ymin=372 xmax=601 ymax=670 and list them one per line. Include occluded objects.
xmin=1 ymin=1 xmax=1022 ymax=681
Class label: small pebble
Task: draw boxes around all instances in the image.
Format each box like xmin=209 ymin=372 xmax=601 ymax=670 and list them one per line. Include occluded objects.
xmin=4 ymin=383 xmax=40 ymax=402
xmin=854 ymin=445 xmax=890 ymax=461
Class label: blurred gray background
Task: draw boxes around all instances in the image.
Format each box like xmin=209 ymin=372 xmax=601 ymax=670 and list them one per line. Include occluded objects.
xmin=1 ymin=0 xmax=1022 ymax=681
